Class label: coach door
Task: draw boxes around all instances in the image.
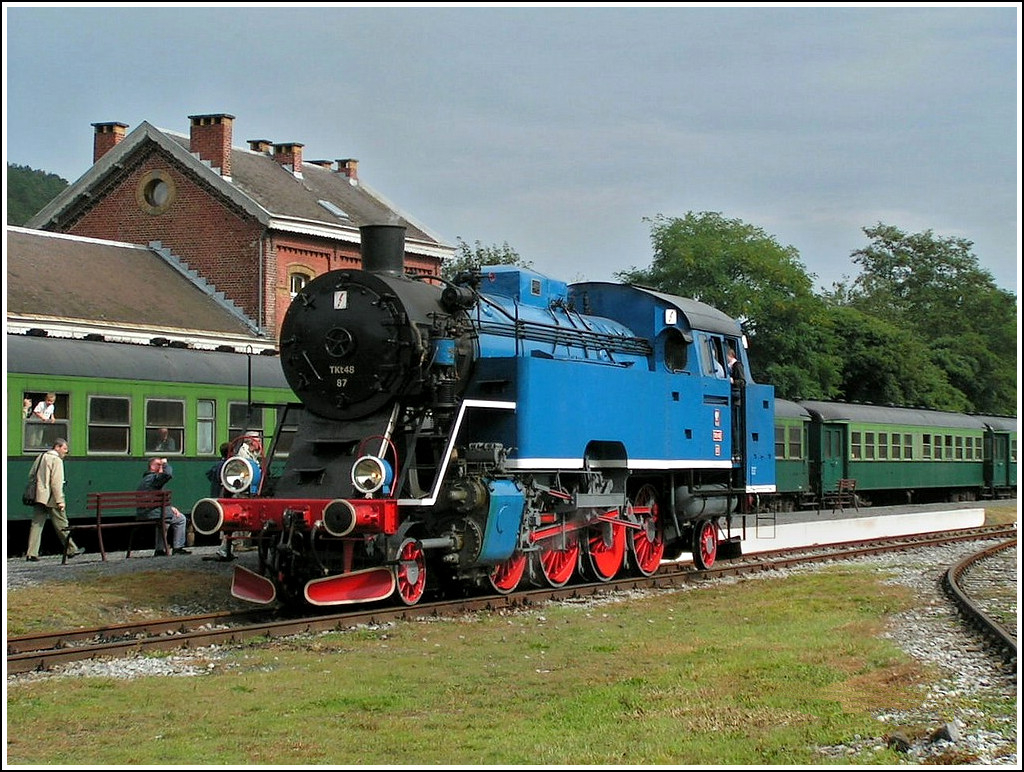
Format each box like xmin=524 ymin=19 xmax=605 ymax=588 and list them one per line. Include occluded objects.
xmin=988 ymin=432 xmax=1008 ymax=488
xmin=820 ymin=424 xmax=847 ymax=494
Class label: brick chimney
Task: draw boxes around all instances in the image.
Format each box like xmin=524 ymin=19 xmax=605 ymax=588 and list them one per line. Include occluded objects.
xmin=248 ymin=139 xmax=272 ymax=153
xmin=92 ymin=122 xmax=128 ymax=163
xmin=274 ymin=143 xmax=304 ymax=176
xmin=337 ymin=158 xmax=359 ymax=181
xmin=188 ymin=113 xmax=235 ymax=177
xmin=309 ymin=159 xmax=333 ymax=168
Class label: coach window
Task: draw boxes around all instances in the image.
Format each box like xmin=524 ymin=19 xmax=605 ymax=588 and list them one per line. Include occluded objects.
xmin=955 ymin=435 xmax=964 ymax=461
xmin=197 ymin=399 xmax=216 ymax=455
xmin=877 ymin=431 xmax=889 ymax=460
xmin=230 ymin=402 xmax=264 ymax=443
xmin=903 ymin=433 xmax=914 ymax=460
xmin=944 ymin=435 xmax=954 ymax=462
xmin=146 ymin=399 xmax=185 ymax=454
xmin=88 ymin=396 xmax=130 ymax=454
xmin=864 ymin=432 xmax=875 ymax=460
xmin=849 ymin=431 xmax=861 ymax=460
xmin=787 ymin=426 xmax=801 ymax=458
xmin=922 ymin=434 xmax=932 ymax=460
xmin=273 ymin=406 xmax=297 ymax=456
xmin=22 ymin=391 xmax=71 ymax=452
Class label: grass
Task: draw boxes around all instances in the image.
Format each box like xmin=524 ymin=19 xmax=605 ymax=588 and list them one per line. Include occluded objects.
xmin=4 ymin=569 xmax=945 ymax=765
xmin=5 ymin=505 xmax=1016 ymax=765
xmin=5 ymin=568 xmax=252 ymax=635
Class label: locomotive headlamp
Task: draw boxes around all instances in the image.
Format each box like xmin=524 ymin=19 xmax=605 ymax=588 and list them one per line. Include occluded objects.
xmin=221 ymin=456 xmax=262 ymax=495
xmin=351 ymin=455 xmax=393 ymax=496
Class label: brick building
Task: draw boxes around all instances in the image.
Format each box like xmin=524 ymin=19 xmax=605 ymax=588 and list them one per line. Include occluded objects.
xmin=26 ymin=113 xmax=452 ymax=340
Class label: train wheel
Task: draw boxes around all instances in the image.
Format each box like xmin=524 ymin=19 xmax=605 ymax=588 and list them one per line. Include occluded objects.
xmin=692 ymin=519 xmax=718 ymax=570
xmin=628 ymin=484 xmax=665 ymax=577
xmin=394 ymin=538 xmax=427 ymax=605
xmin=488 ymin=551 xmax=528 ymax=594
xmin=583 ymin=520 xmax=626 ymax=582
xmin=535 ymin=534 xmax=579 ymax=588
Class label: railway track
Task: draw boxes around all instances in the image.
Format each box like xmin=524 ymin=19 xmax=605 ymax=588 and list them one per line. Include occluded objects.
xmin=941 ymin=537 xmax=1017 ymax=666
xmin=8 ymin=523 xmax=1015 ymax=675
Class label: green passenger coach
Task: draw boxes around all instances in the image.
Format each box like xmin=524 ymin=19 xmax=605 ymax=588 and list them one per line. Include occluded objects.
xmin=7 ymin=334 xmax=296 ymax=555
xmin=799 ymin=401 xmax=1016 ymax=506
xmin=772 ymin=399 xmax=814 ymax=510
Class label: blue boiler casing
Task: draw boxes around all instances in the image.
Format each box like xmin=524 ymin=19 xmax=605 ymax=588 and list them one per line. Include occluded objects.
xmin=463 ymin=266 xmax=776 ymax=493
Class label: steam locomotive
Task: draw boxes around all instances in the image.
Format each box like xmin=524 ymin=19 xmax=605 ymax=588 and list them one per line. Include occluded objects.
xmin=192 ymin=224 xmax=776 ymax=606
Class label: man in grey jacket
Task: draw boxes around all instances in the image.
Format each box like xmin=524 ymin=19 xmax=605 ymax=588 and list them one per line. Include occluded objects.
xmin=25 ymin=437 xmax=84 ymax=561
xmin=136 ymin=457 xmax=191 ymax=556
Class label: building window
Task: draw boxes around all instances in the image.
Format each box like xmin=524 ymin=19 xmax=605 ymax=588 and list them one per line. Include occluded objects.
xmin=146 ymin=399 xmax=185 ymax=453
xmin=136 ymin=170 xmax=177 ymax=215
xmin=88 ymin=396 xmax=130 ymax=454
xmin=290 ymin=273 xmax=310 ymax=300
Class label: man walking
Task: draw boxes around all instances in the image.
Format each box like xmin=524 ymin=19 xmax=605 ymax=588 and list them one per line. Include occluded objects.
xmin=25 ymin=437 xmax=84 ymax=561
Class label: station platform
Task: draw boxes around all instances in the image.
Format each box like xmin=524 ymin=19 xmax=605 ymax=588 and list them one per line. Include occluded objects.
xmin=733 ymin=505 xmax=988 ymax=554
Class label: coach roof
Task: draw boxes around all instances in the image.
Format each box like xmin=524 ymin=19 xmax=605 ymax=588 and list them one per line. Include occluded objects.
xmin=800 ymin=400 xmax=988 ymax=430
xmin=8 ymin=334 xmax=290 ymax=389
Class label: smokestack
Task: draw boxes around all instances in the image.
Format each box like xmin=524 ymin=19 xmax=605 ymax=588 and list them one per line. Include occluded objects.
xmin=360 ymin=224 xmax=406 ymax=275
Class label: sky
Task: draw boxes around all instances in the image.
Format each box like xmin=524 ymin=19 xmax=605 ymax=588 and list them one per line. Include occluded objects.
xmin=3 ymin=3 xmax=1020 ymax=295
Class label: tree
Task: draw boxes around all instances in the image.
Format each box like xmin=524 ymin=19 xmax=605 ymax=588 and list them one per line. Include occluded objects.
xmin=7 ymin=163 xmax=69 ymax=226
xmin=617 ymin=212 xmax=842 ymax=400
xmin=839 ymin=224 xmax=1016 ymax=415
xmin=441 ymin=237 xmax=531 ymax=281
xmin=827 ymin=306 xmax=971 ymax=412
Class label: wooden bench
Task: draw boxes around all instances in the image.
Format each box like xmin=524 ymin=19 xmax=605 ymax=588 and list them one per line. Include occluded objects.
xmin=65 ymin=491 xmax=172 ymax=564
xmin=821 ymin=478 xmax=858 ymax=513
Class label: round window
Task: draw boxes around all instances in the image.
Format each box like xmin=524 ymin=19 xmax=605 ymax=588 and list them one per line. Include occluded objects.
xmin=136 ymin=170 xmax=176 ymax=215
